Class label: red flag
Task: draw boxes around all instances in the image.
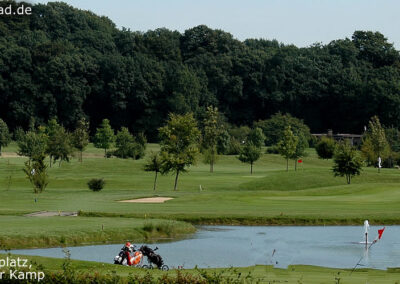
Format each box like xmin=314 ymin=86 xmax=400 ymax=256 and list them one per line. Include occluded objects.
xmin=378 ymin=227 xmax=385 ymax=239
xmin=298 ymin=159 xmax=303 ymax=163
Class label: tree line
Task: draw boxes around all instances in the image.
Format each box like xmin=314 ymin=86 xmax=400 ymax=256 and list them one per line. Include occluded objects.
xmin=1 ymin=1 xmax=400 ymax=140
xmin=1 ymin=110 xmax=398 ymax=191
xmin=0 ymin=108 xmax=312 ymax=191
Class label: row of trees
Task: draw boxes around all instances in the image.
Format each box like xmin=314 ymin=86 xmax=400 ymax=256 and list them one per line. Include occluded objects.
xmin=1 ymin=110 xmax=396 ymax=192
xmin=16 ymin=118 xmax=88 ymax=166
xmin=94 ymin=119 xmax=146 ymax=159
xmin=0 ymin=110 xmax=317 ymax=191
xmin=1 ymin=117 xmax=145 ymax=169
xmin=1 ymin=1 xmax=400 ymax=140
xmin=143 ymin=109 xmax=312 ymax=191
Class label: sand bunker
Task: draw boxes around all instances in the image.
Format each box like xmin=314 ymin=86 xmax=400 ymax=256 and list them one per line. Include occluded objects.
xmin=119 ymin=197 xmax=173 ymax=203
xmin=25 ymin=211 xmax=78 ymax=217
xmin=1 ymin=153 xmax=20 ymax=158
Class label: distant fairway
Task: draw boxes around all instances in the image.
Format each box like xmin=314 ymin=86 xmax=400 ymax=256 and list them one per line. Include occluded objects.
xmin=0 ymin=142 xmax=400 ymax=248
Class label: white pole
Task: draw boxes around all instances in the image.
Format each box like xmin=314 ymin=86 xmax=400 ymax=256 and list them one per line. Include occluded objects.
xmin=364 ymin=220 xmax=369 ymax=248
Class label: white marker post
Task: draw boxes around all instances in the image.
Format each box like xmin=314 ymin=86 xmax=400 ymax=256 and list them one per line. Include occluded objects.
xmin=364 ymin=220 xmax=369 ymax=249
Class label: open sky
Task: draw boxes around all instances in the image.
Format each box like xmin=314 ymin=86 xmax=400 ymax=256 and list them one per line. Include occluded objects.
xmin=36 ymin=0 xmax=400 ymax=48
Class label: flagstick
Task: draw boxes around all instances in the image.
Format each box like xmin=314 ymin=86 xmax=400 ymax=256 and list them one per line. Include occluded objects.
xmin=351 ymin=226 xmax=385 ymax=275
xmin=350 ymin=239 xmax=377 ymax=275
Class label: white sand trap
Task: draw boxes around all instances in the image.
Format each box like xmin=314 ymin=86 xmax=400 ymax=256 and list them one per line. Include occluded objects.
xmin=119 ymin=197 xmax=173 ymax=203
xmin=1 ymin=153 xmax=21 ymax=158
xmin=242 ymin=176 xmax=264 ymax=178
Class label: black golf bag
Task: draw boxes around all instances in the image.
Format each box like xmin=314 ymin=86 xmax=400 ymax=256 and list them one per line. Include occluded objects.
xmin=139 ymin=245 xmax=164 ymax=268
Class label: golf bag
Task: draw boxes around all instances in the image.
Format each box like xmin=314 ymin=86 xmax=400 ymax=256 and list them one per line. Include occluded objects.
xmin=139 ymin=245 xmax=165 ymax=269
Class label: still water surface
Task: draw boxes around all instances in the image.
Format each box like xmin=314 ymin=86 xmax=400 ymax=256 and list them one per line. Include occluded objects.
xmin=8 ymin=226 xmax=400 ymax=269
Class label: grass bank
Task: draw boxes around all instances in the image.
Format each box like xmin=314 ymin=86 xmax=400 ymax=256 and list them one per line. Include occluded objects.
xmin=0 ymin=254 xmax=399 ymax=283
xmin=79 ymin=210 xmax=400 ymax=226
xmin=0 ymin=216 xmax=195 ymax=249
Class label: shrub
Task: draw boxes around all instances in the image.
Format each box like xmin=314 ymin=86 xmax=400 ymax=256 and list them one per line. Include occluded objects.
xmin=113 ymin=142 xmax=145 ymax=159
xmin=315 ymin=136 xmax=336 ymax=159
xmin=87 ymin=178 xmax=105 ymax=192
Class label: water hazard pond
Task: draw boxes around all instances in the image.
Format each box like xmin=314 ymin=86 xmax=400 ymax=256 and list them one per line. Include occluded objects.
xmin=8 ymin=225 xmax=400 ymax=270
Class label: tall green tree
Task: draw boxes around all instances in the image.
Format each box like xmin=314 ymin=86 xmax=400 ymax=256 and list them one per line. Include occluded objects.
xmin=0 ymin=119 xmax=11 ymax=156
xmin=247 ymin=127 xmax=266 ymax=148
xmin=202 ymin=106 xmax=220 ymax=172
xmin=17 ymin=129 xmax=48 ymax=163
xmin=23 ymin=154 xmax=49 ymax=195
xmin=216 ymin=129 xmax=230 ymax=155
xmin=159 ymin=113 xmax=200 ymax=191
xmin=144 ymin=151 xmax=162 ymax=191
xmin=48 ymin=128 xmax=73 ymax=167
xmin=113 ymin=128 xmax=146 ymax=159
xmin=94 ymin=119 xmax=115 ymax=158
xmin=115 ymin=127 xmax=134 ymax=159
xmin=290 ymin=133 xmax=307 ymax=171
xmin=277 ymin=126 xmax=298 ymax=171
xmin=72 ymin=118 xmax=90 ymax=163
xmin=45 ymin=119 xmax=61 ymax=167
xmin=367 ymin=116 xmax=390 ymax=172
xmin=46 ymin=119 xmax=73 ymax=167
xmin=333 ymin=141 xmax=363 ymax=184
xmin=237 ymin=142 xmax=261 ymax=174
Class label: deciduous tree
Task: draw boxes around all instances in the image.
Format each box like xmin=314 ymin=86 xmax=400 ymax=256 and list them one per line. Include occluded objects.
xmin=0 ymin=119 xmax=11 ymax=156
xmin=17 ymin=129 xmax=47 ymax=163
xmin=72 ymin=118 xmax=90 ymax=163
xmin=237 ymin=142 xmax=261 ymax=174
xmin=144 ymin=151 xmax=162 ymax=191
xmin=290 ymin=133 xmax=308 ymax=171
xmin=278 ymin=126 xmax=298 ymax=171
xmin=316 ymin=136 xmax=336 ymax=159
xmin=202 ymin=106 xmax=220 ymax=172
xmin=366 ymin=116 xmax=390 ymax=172
xmin=94 ymin=119 xmax=115 ymax=158
xmin=333 ymin=141 xmax=363 ymax=184
xmin=23 ymin=154 xmax=49 ymax=194
xmin=114 ymin=127 xmax=135 ymax=159
xmin=247 ymin=127 xmax=266 ymax=148
xmin=46 ymin=119 xmax=73 ymax=167
xmin=159 ymin=113 xmax=200 ymax=191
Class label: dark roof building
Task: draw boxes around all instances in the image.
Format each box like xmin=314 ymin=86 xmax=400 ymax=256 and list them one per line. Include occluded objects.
xmin=312 ymin=129 xmax=363 ymax=146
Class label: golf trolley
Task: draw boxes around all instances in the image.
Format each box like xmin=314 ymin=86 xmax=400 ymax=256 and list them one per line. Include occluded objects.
xmin=139 ymin=245 xmax=169 ymax=271
xmin=114 ymin=244 xmax=168 ymax=270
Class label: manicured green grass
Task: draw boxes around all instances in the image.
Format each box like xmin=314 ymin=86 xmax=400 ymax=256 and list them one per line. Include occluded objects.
xmin=1 ymin=254 xmax=399 ymax=283
xmin=0 ymin=142 xmax=400 ymax=249
xmin=1 ymin=145 xmax=399 ymax=222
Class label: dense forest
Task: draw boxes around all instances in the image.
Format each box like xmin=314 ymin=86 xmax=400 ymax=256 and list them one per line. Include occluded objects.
xmin=1 ymin=1 xmax=400 ymax=140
